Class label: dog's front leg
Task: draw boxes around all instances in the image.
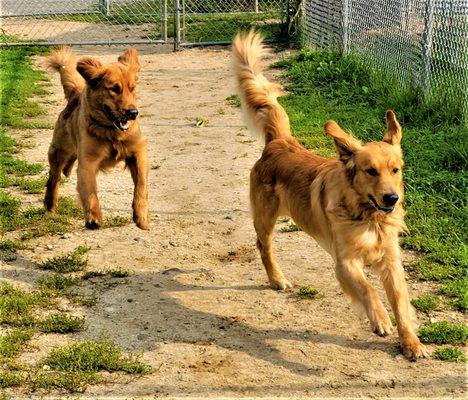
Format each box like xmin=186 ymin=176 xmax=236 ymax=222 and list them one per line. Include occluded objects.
xmin=335 ymin=258 xmax=393 ymax=336
xmin=126 ymin=148 xmax=149 ymax=230
xmin=375 ymin=250 xmax=429 ymax=360
xmin=77 ymin=158 xmax=102 ymax=230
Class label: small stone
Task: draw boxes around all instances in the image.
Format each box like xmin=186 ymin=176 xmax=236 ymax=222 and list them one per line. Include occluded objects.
xmin=394 ymin=354 xmax=405 ymax=360
xmin=430 ymin=317 xmax=437 ymax=323
xmin=46 ymin=244 xmax=53 ymax=250
xmin=42 ymin=365 xmax=51 ymax=371
xmin=224 ymin=215 xmax=235 ymax=221
xmin=61 ymin=233 xmax=72 ymax=239
xmin=127 ymin=298 xmax=134 ymax=303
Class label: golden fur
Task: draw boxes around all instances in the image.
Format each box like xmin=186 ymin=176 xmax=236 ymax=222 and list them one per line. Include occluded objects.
xmin=44 ymin=47 xmax=149 ymax=230
xmin=233 ymin=31 xmax=429 ymax=360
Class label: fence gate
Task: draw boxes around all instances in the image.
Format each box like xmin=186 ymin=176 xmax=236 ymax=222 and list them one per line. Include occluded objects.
xmin=174 ymin=0 xmax=288 ymax=49
xmin=0 ymin=0 xmax=169 ymax=46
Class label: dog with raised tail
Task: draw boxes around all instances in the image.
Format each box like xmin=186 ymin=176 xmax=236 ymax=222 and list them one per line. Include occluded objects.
xmin=232 ymin=30 xmax=428 ymax=360
xmin=45 ymin=47 xmax=149 ymax=230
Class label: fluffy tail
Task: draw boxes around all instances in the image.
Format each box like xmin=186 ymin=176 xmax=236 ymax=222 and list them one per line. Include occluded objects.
xmin=232 ymin=30 xmax=291 ymax=143
xmin=46 ymin=47 xmax=85 ymax=101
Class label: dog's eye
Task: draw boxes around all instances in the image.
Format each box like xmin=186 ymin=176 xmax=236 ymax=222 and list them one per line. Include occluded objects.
xmin=366 ymin=168 xmax=378 ymax=176
xmin=392 ymin=168 xmax=399 ymax=174
xmin=110 ymin=84 xmax=121 ymax=94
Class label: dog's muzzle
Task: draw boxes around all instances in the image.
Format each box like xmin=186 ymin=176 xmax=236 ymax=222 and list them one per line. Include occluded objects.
xmin=103 ymin=105 xmax=136 ymax=132
xmin=368 ymin=195 xmax=395 ymax=213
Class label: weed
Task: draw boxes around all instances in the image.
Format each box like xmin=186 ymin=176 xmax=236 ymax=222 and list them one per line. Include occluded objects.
xmin=280 ymin=222 xmax=301 ymax=233
xmin=41 ymin=339 xmax=150 ymax=374
xmin=418 ymin=321 xmax=468 ymax=345
xmin=30 ymin=370 xmax=96 ymax=393
xmin=0 ymin=240 xmax=27 ymax=251
xmin=82 ymin=271 xmax=107 ymax=280
xmin=37 ymin=274 xmax=78 ymax=294
xmin=438 ymin=278 xmax=468 ymax=312
xmin=226 ymin=94 xmax=241 ymax=107
xmin=298 ymin=286 xmax=321 ymax=299
xmin=411 ymin=294 xmax=440 ymax=313
xmin=38 ymin=245 xmax=89 ymax=273
xmin=432 ymin=346 xmax=466 ymax=362
xmin=103 ymin=215 xmax=131 ymax=228
xmin=40 ymin=313 xmax=85 ymax=334
xmin=110 ymin=269 xmax=129 ymax=278
xmin=0 ymin=330 xmax=32 ymax=359
xmin=0 ymin=371 xmax=23 ymax=388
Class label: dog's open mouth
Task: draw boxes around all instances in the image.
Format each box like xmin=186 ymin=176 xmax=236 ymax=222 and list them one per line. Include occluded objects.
xmin=103 ymin=105 xmax=131 ymax=132
xmin=113 ymin=119 xmax=130 ymax=132
xmin=368 ymin=195 xmax=395 ymax=213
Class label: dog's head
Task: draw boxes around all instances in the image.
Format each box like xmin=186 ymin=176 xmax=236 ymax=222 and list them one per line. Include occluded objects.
xmin=325 ymin=111 xmax=404 ymax=214
xmin=77 ymin=48 xmax=141 ymax=132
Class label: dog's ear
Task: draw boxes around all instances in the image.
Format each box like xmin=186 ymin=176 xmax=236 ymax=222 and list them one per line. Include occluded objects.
xmin=77 ymin=57 xmax=105 ymax=88
xmin=383 ymin=110 xmax=402 ymax=145
xmin=118 ymin=48 xmax=140 ymax=73
xmin=324 ymin=120 xmax=363 ymax=163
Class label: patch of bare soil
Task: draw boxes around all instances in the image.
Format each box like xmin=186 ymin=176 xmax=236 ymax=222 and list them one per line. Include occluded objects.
xmin=2 ymin=46 xmax=466 ymax=398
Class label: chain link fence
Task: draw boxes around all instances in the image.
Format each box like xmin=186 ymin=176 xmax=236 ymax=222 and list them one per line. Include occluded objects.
xmin=0 ymin=0 xmax=168 ymax=45
xmin=302 ymin=0 xmax=468 ymax=116
xmin=0 ymin=0 xmax=288 ymax=47
xmin=176 ymin=0 xmax=287 ymax=47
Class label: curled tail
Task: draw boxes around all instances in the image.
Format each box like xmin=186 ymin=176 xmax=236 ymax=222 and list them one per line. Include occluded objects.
xmin=46 ymin=47 xmax=85 ymax=101
xmin=232 ymin=30 xmax=291 ymax=143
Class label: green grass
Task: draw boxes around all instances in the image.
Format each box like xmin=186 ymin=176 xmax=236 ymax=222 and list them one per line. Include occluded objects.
xmin=0 ymin=330 xmax=32 ymax=359
xmin=30 ymin=370 xmax=96 ymax=393
xmin=40 ymin=313 xmax=85 ymax=334
xmin=297 ymin=286 xmax=321 ymax=299
xmin=418 ymin=321 xmax=468 ymax=345
xmin=37 ymin=274 xmax=78 ymax=294
xmin=41 ymin=340 xmax=150 ymax=374
xmin=103 ymin=215 xmax=131 ymax=228
xmin=280 ymin=222 xmax=301 ymax=233
xmin=411 ymin=294 xmax=440 ymax=313
xmin=38 ymin=245 xmax=89 ymax=273
xmin=110 ymin=269 xmax=130 ymax=278
xmin=0 ymin=282 xmax=49 ymax=327
xmin=226 ymin=94 xmax=241 ymax=107
xmin=275 ymin=50 xmax=467 ymax=311
xmin=433 ymin=346 xmax=467 ymax=362
xmin=0 ymin=371 xmax=23 ymax=388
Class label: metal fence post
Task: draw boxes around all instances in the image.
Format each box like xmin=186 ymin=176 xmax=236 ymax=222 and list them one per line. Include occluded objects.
xmin=342 ymin=0 xmax=349 ymax=55
xmin=174 ymin=0 xmax=181 ymax=51
xmin=99 ymin=0 xmax=111 ymax=17
xmin=422 ymin=0 xmax=435 ymax=94
xmin=162 ymin=0 xmax=168 ymax=42
xmin=254 ymin=0 xmax=259 ymax=13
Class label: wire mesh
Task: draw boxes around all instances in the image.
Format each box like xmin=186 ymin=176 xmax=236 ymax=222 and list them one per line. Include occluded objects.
xmin=303 ymin=0 xmax=468 ymax=116
xmin=178 ymin=0 xmax=288 ymax=46
xmin=0 ymin=0 xmax=168 ymax=45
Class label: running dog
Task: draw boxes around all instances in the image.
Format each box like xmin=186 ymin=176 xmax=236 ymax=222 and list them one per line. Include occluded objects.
xmin=45 ymin=47 xmax=149 ymax=230
xmin=232 ymin=31 xmax=428 ymax=360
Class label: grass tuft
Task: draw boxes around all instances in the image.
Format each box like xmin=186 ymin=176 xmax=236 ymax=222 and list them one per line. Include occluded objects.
xmin=298 ymin=286 xmax=321 ymax=299
xmin=41 ymin=339 xmax=150 ymax=374
xmin=280 ymin=222 xmax=301 ymax=233
xmin=37 ymin=274 xmax=78 ymax=294
xmin=0 ymin=330 xmax=32 ymax=359
xmin=432 ymin=346 xmax=466 ymax=362
xmin=40 ymin=313 xmax=85 ymax=334
xmin=411 ymin=294 xmax=440 ymax=313
xmin=0 ymin=370 xmax=23 ymax=388
xmin=226 ymin=94 xmax=241 ymax=107
xmin=418 ymin=321 xmax=468 ymax=345
xmin=38 ymin=246 xmax=89 ymax=273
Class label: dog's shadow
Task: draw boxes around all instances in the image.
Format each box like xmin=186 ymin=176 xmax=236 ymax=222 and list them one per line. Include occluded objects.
xmin=2 ymin=257 xmax=398 ymax=378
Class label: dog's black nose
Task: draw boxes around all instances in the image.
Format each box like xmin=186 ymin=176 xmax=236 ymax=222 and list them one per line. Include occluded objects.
xmin=126 ymin=109 xmax=139 ymax=120
xmin=383 ymin=193 xmax=399 ymax=206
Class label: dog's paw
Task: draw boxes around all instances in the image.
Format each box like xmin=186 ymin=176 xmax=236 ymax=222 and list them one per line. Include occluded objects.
xmin=134 ymin=213 xmax=150 ymax=230
xmin=269 ymin=277 xmax=293 ymax=291
xmin=85 ymin=220 xmax=101 ymax=230
xmin=371 ymin=312 xmax=393 ymax=336
xmin=401 ymin=336 xmax=430 ymax=361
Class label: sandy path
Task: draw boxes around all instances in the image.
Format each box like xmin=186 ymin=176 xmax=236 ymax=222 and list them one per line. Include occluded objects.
xmin=3 ymin=46 xmax=466 ymax=398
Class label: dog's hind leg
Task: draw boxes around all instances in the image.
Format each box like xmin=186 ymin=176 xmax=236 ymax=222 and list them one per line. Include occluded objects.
xmin=44 ymin=145 xmax=69 ymax=212
xmin=62 ymin=155 xmax=77 ymax=177
xmin=335 ymin=259 xmax=393 ymax=336
xmin=251 ymin=184 xmax=292 ymax=290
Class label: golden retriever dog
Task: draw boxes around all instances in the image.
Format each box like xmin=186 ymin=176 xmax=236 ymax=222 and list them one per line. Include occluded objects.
xmin=44 ymin=47 xmax=149 ymax=230
xmin=232 ymin=31 xmax=428 ymax=360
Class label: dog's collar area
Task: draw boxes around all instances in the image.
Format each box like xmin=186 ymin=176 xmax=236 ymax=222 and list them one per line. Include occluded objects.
xmin=368 ymin=195 xmax=395 ymax=213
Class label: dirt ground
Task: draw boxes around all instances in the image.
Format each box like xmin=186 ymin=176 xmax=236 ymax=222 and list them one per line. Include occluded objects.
xmin=2 ymin=45 xmax=466 ymax=398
